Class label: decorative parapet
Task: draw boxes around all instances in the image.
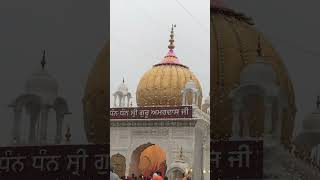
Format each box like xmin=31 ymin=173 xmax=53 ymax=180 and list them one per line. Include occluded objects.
xmin=110 ymin=118 xmax=198 ymax=127
xmin=193 ymin=107 xmax=210 ymax=124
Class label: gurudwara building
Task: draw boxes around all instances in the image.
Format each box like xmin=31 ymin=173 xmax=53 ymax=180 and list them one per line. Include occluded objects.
xmin=108 ymin=27 xmax=210 ymax=179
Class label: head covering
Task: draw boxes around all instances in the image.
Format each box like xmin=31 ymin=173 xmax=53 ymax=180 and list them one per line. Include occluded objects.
xmin=110 ymin=171 xmax=120 ymax=180
xmin=152 ymin=173 xmax=164 ymax=180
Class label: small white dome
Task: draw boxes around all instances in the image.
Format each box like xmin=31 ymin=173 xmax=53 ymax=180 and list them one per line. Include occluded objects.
xmin=184 ymin=79 xmax=197 ymax=90
xmin=240 ymin=59 xmax=276 ymax=85
xmin=117 ymin=82 xmax=128 ymax=94
xmin=25 ymin=68 xmax=58 ymax=104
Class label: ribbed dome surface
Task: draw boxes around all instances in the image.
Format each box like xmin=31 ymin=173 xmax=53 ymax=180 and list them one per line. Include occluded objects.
xmin=136 ymin=49 xmax=202 ymax=107
xmin=83 ymin=44 xmax=108 ymax=143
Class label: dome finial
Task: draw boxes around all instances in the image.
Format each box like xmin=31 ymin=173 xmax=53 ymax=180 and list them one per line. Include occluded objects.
xmin=122 ymin=77 xmax=125 ymax=83
xmin=168 ymin=24 xmax=176 ymax=50
xmin=41 ymin=49 xmax=46 ymax=69
xmin=178 ymin=146 xmax=184 ymax=160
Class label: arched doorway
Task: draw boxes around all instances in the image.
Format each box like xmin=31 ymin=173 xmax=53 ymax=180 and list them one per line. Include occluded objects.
xmin=111 ymin=153 xmax=126 ymax=177
xmin=241 ymin=94 xmax=265 ymax=137
xmin=167 ymin=168 xmax=184 ymax=180
xmin=129 ymin=143 xmax=167 ymax=177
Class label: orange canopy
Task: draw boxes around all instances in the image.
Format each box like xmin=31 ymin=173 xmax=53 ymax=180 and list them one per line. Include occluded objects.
xmin=138 ymin=145 xmax=166 ymax=176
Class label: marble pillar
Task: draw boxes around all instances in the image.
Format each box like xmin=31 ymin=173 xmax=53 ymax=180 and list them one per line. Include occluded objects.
xmin=121 ymin=96 xmax=125 ymax=107
xmin=243 ymin=112 xmax=250 ymax=137
xmin=126 ymin=130 xmax=132 ymax=176
xmin=192 ymin=93 xmax=196 ymax=105
xmin=167 ymin=128 xmax=173 ymax=167
xmin=127 ymin=96 xmax=130 ymax=107
xmin=40 ymin=106 xmax=49 ymax=144
xmin=118 ymin=96 xmax=122 ymax=107
xmin=55 ymin=112 xmax=64 ymax=144
xmin=232 ymin=101 xmax=241 ymax=138
xmin=182 ymin=92 xmax=186 ymax=105
xmin=114 ymin=95 xmax=117 ymax=107
xmin=192 ymin=126 xmax=204 ymax=180
xmin=12 ymin=107 xmax=22 ymax=144
xmin=264 ymin=101 xmax=273 ymax=134
xmin=28 ymin=110 xmax=38 ymax=144
xmin=203 ymin=136 xmax=210 ymax=180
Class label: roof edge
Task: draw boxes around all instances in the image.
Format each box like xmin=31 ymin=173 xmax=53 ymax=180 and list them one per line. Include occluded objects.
xmin=211 ymin=7 xmax=255 ymax=25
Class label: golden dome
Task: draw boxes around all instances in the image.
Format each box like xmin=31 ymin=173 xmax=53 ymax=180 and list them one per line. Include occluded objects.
xmin=136 ymin=26 xmax=202 ymax=107
xmin=211 ymin=7 xmax=296 ymax=143
xmin=83 ymin=44 xmax=108 ymax=144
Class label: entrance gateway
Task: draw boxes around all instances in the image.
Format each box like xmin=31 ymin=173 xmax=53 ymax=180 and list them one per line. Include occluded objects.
xmin=110 ymin=105 xmax=210 ymax=179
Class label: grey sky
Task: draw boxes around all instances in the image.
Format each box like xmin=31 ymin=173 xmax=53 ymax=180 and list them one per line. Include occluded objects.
xmin=227 ymin=0 xmax=320 ymax=135
xmin=0 ymin=0 xmax=107 ymax=145
xmin=110 ymin=0 xmax=210 ymax=106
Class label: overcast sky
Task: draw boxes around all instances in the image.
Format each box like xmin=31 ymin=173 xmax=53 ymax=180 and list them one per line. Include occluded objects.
xmin=110 ymin=0 xmax=210 ymax=106
xmin=226 ymin=0 xmax=320 ymax=135
xmin=0 ymin=0 xmax=107 ymax=145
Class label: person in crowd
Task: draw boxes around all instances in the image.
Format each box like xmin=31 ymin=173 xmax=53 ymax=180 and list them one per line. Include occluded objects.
xmin=110 ymin=167 xmax=120 ymax=180
xmin=128 ymin=173 xmax=135 ymax=180
xmin=152 ymin=172 xmax=163 ymax=180
xmin=182 ymin=173 xmax=187 ymax=180
xmin=187 ymin=171 xmax=192 ymax=180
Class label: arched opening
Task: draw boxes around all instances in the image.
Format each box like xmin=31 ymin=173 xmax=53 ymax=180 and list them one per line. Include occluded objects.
xmin=47 ymin=108 xmax=56 ymax=143
xmin=241 ymin=94 xmax=265 ymax=137
xmin=186 ymin=91 xmax=193 ymax=105
xmin=21 ymin=107 xmax=29 ymax=144
xmin=129 ymin=143 xmax=167 ymax=178
xmin=167 ymin=168 xmax=184 ymax=180
xmin=111 ymin=153 xmax=126 ymax=177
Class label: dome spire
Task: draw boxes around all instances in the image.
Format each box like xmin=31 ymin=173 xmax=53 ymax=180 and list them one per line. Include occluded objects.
xmin=41 ymin=49 xmax=46 ymax=69
xmin=168 ymin=24 xmax=176 ymax=50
